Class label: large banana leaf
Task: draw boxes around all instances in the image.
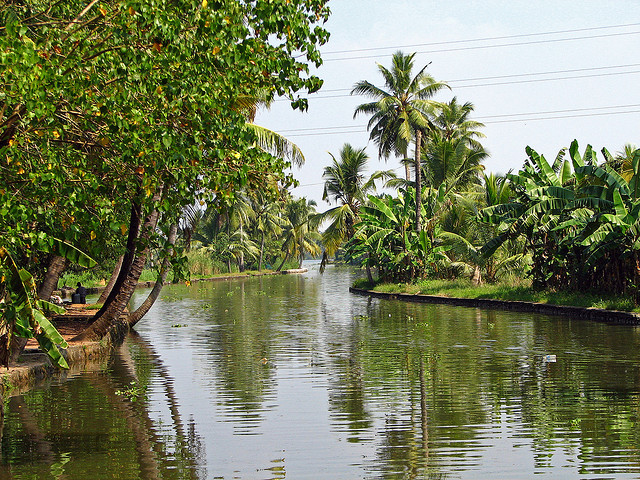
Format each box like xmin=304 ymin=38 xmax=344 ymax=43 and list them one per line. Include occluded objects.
xmin=575 ymin=165 xmax=630 ymax=197
xmin=53 ymin=238 xmax=97 ymax=268
xmin=525 ymin=146 xmax=560 ymax=187
xmin=33 ymin=309 xmax=69 ymax=369
xmin=0 ymin=248 xmax=69 ymax=369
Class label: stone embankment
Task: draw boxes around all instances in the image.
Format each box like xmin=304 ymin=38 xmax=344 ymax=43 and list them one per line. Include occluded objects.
xmin=349 ymin=287 xmax=640 ymax=325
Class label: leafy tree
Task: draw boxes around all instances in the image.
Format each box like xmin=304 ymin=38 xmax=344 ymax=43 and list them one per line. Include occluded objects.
xmin=1 ymin=0 xmax=331 ymax=342
xmin=352 ymin=51 xmax=448 ymax=231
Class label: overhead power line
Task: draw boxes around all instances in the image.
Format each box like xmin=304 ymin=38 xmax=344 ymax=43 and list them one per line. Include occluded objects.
xmin=322 ymin=30 xmax=640 ymax=62
xmin=280 ymin=108 xmax=640 ymax=138
xmin=313 ymin=63 xmax=640 ymax=94
xmin=321 ymin=22 xmax=640 ymax=56
xmin=275 ymin=64 xmax=640 ymax=102
xmin=276 ymin=103 xmax=640 ymax=135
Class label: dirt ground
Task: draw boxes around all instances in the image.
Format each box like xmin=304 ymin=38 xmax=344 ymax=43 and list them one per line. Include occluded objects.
xmin=25 ymin=304 xmax=96 ymax=348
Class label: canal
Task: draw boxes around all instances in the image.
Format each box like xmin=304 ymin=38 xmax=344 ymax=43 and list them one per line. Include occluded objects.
xmin=3 ymin=264 xmax=640 ymax=479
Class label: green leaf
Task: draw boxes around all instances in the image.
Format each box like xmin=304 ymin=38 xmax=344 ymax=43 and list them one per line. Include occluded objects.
xmin=53 ymin=238 xmax=97 ymax=268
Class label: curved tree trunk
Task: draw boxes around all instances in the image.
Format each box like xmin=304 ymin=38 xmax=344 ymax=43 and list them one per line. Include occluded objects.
xmin=258 ymin=231 xmax=265 ymax=271
xmin=414 ymin=129 xmax=422 ymax=232
xmin=37 ymin=255 xmax=68 ymax=300
xmin=93 ymin=194 xmax=144 ymax=319
xmin=276 ymin=253 xmax=289 ymax=272
xmin=127 ymin=223 xmax=177 ymax=328
xmin=75 ymin=189 xmax=163 ymax=342
xmin=97 ymin=255 xmax=124 ymax=304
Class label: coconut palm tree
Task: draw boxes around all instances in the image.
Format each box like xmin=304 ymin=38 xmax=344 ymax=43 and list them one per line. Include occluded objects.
xmin=421 ymin=97 xmax=487 ymax=192
xmin=316 ymin=143 xmax=395 ymax=270
xmin=250 ymin=192 xmax=288 ymax=271
xmin=431 ymin=97 xmax=485 ymax=146
xmin=352 ymin=51 xmax=448 ymax=231
xmin=422 ymin=130 xmax=488 ymax=192
xmin=235 ymin=92 xmax=305 ymax=167
xmin=277 ymin=198 xmax=321 ymax=270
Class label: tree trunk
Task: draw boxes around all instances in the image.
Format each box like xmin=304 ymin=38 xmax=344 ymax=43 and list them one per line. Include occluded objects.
xmin=97 ymin=255 xmax=124 ymax=304
xmin=414 ymin=129 xmax=422 ymax=232
xmin=75 ymin=191 xmax=163 ymax=342
xmin=93 ymin=194 xmax=144 ymax=319
xmin=238 ymin=251 xmax=245 ymax=272
xmin=471 ymin=265 xmax=483 ymax=286
xmin=365 ymin=263 xmax=374 ymax=285
xmin=258 ymin=231 xmax=265 ymax=271
xmin=276 ymin=253 xmax=289 ymax=272
xmin=127 ymin=223 xmax=177 ymax=328
xmin=404 ymin=160 xmax=411 ymax=183
xmin=37 ymin=255 xmax=68 ymax=300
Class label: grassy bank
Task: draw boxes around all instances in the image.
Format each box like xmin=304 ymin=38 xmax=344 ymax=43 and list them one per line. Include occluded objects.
xmin=355 ymin=277 xmax=639 ymax=313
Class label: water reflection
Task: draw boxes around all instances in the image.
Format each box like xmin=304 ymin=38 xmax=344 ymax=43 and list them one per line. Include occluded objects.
xmin=3 ymin=265 xmax=640 ymax=479
xmin=1 ymin=335 xmax=205 ymax=479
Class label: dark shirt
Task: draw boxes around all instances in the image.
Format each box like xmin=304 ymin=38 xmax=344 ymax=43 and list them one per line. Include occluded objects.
xmin=76 ymin=286 xmax=87 ymax=297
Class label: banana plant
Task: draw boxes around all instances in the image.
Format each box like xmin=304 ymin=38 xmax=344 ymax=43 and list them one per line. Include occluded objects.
xmin=0 ymin=247 xmax=68 ymax=368
xmin=0 ymin=238 xmax=97 ymax=369
xmin=480 ymin=139 xmax=640 ymax=295
xmin=345 ymin=188 xmax=451 ymax=282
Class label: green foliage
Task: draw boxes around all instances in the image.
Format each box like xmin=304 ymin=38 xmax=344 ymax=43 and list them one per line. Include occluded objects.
xmin=480 ymin=139 xmax=640 ymax=301
xmin=1 ymin=0 xmax=331 ymax=321
xmin=0 ymin=248 xmax=68 ymax=368
xmin=345 ymin=188 xmax=452 ymax=282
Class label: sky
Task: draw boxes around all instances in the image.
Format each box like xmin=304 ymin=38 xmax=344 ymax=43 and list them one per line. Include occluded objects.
xmin=258 ymin=1 xmax=640 ymax=211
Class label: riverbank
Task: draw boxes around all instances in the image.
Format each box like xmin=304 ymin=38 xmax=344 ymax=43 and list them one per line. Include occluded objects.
xmin=350 ymin=282 xmax=640 ymax=325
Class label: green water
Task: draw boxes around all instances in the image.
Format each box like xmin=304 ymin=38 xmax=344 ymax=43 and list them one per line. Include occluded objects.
xmin=3 ymin=265 xmax=640 ymax=479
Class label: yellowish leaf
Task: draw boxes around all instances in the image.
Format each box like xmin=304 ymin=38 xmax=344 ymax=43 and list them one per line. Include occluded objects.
xmin=120 ymin=224 xmax=127 ymax=235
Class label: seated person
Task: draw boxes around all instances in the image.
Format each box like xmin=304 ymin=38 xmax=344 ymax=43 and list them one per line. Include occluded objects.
xmin=75 ymin=282 xmax=87 ymax=304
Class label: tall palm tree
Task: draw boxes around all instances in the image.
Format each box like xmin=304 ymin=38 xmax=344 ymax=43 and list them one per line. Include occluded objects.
xmin=317 ymin=143 xmax=395 ymax=268
xmin=422 ymin=130 xmax=487 ymax=191
xmin=352 ymin=51 xmax=448 ymax=231
xmin=431 ymin=97 xmax=485 ymax=147
xmin=422 ymin=97 xmax=487 ymax=192
xmin=250 ymin=192 xmax=287 ymax=271
xmin=277 ymin=198 xmax=321 ymax=270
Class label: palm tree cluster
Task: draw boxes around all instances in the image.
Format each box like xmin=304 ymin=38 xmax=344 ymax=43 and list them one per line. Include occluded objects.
xmin=341 ymin=51 xmax=494 ymax=282
xmin=183 ymin=192 xmax=320 ymax=274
